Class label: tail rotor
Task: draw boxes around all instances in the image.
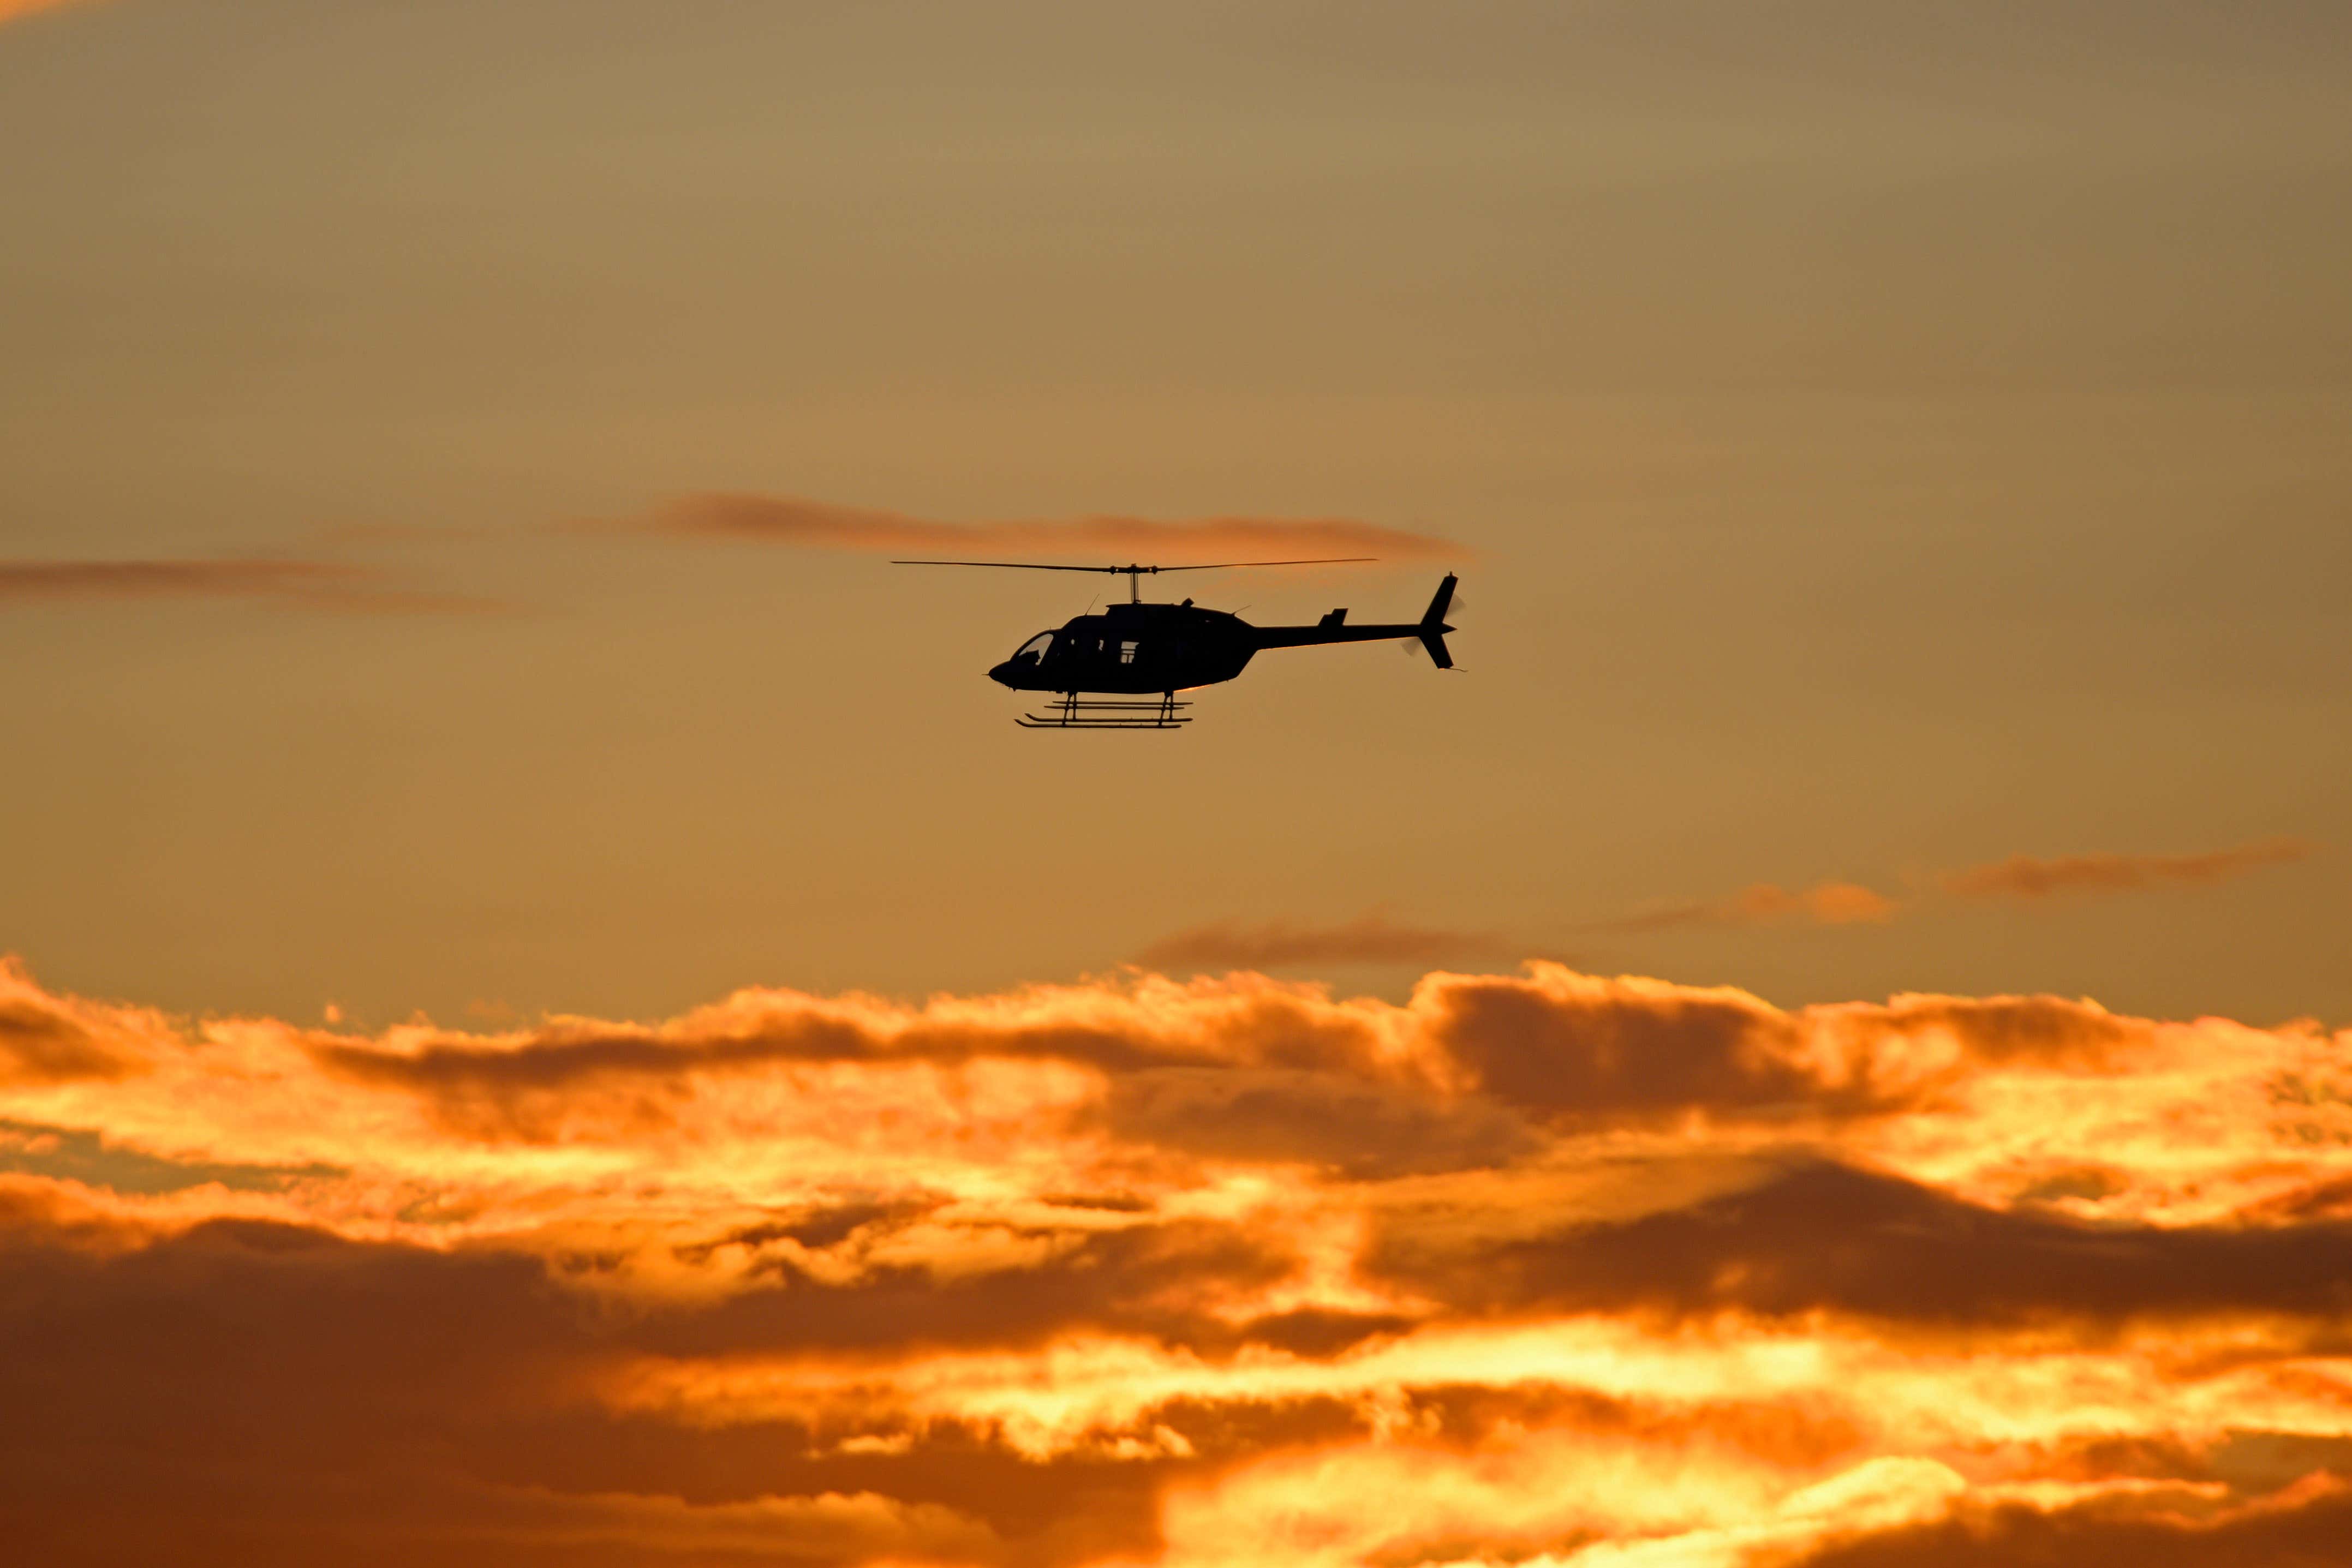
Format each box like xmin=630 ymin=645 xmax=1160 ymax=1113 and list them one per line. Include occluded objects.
xmin=1402 ymin=582 xmax=1465 ymax=662
xmin=1405 ymin=573 xmax=1460 ymax=669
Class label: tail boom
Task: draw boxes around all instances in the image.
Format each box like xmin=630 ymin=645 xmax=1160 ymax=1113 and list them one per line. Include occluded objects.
xmin=1245 ymin=573 xmax=1458 ymax=668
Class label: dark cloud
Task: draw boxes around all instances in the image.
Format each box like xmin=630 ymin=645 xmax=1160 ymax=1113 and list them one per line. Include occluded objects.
xmin=0 ymin=1204 xmax=1285 ymax=1567
xmin=1371 ymin=1158 xmax=2352 ymax=1327
xmin=703 ymin=1199 xmax=942 ymax=1255
xmin=0 ymin=1001 xmax=136 ymax=1085
xmin=0 ymin=1188 xmax=1923 ymax=1568
xmin=627 ymin=1216 xmax=1302 ymax=1360
xmin=2246 ymin=1172 xmax=2352 ymax=1222
xmin=1420 ymin=974 xmax=2156 ymax=1123
xmin=1097 ymin=1066 xmax=1540 ymax=1177
xmin=1425 ymin=973 xmax=1819 ymax=1117
xmin=306 ymin=989 xmax=1406 ymax=1143
xmin=1861 ymin=993 xmax=2148 ymax=1067
xmin=1792 ymin=1479 xmax=2352 ymax=1568
xmin=307 ymin=973 xmax=2160 ymax=1150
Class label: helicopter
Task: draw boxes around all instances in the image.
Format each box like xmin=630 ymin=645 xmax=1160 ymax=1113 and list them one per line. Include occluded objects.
xmin=894 ymin=557 xmax=1458 ymax=728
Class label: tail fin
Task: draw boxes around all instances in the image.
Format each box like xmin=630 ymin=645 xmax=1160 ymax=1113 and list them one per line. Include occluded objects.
xmin=1417 ymin=573 xmax=1458 ymax=669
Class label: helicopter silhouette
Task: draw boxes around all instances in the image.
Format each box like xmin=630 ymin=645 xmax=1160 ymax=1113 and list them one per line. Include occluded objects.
xmin=894 ymin=558 xmax=1458 ymax=728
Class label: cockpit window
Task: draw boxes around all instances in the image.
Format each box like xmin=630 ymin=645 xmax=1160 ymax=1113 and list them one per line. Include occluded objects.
xmin=1010 ymin=632 xmax=1054 ymax=666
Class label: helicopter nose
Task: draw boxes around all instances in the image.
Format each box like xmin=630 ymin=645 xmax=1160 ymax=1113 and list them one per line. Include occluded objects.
xmin=987 ymin=661 xmax=1014 ymax=687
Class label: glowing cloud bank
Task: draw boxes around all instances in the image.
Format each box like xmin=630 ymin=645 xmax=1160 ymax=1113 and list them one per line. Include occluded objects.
xmin=3 ymin=956 xmax=2348 ymax=1565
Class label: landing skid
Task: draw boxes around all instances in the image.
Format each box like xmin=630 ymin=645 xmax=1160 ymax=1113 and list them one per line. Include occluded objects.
xmin=1017 ymin=692 xmax=1190 ymax=729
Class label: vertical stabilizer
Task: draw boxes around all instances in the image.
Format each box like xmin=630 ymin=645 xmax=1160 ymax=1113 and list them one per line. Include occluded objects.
xmin=1418 ymin=573 xmax=1458 ymax=668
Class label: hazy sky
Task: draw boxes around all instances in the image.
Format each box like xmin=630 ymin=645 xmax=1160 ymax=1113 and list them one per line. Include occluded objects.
xmin=7 ymin=0 xmax=2349 ymax=1028
xmin=7 ymin=4 xmax=2352 ymax=1564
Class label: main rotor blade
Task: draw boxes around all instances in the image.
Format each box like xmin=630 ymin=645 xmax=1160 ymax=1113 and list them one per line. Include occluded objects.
xmin=1152 ymin=558 xmax=1377 ymax=571
xmin=891 ymin=560 xmax=1134 ymax=572
xmin=890 ymin=557 xmax=1377 ymax=573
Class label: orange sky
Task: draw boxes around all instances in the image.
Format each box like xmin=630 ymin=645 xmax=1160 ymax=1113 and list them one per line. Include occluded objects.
xmin=3 ymin=2 xmax=2351 ymax=1563
xmin=4 ymin=0 xmax=2349 ymax=1028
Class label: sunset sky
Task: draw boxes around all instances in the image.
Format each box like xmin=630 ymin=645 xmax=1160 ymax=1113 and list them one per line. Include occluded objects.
xmin=5 ymin=2 xmax=2351 ymax=1564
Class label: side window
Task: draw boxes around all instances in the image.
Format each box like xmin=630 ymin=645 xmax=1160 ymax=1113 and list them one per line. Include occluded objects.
xmin=1119 ymin=640 xmax=1139 ymax=665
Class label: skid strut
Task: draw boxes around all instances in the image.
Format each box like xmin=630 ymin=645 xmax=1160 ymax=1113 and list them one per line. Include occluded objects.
xmin=1016 ymin=691 xmax=1190 ymax=729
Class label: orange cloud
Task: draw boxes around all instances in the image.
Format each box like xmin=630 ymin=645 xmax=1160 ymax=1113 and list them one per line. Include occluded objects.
xmin=1135 ymin=913 xmax=1518 ymax=971
xmin=2 ymin=955 xmax=2350 ymax=1565
xmin=630 ymin=492 xmax=1463 ymax=562
xmin=0 ymin=0 xmax=97 ymax=23
xmin=1942 ymin=839 xmax=2314 ymax=899
xmin=1605 ymin=879 xmax=1900 ymax=931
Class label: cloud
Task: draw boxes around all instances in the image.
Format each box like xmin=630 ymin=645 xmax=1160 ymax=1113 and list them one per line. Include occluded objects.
xmin=1096 ymin=1066 xmax=1543 ymax=1179
xmin=1603 ymin=879 xmax=1899 ymax=931
xmin=1942 ymin=838 xmax=2314 ymax=899
xmin=0 ymin=0 xmax=97 ymax=25
xmin=1136 ymin=913 xmax=1519 ymax=971
xmin=2 ymin=956 xmax=2350 ymax=1565
xmin=0 ymin=558 xmax=494 ymax=613
xmin=1372 ymin=1157 xmax=2352 ymax=1326
xmin=0 ymin=558 xmax=357 ymax=600
xmin=1598 ymin=839 xmax=2317 ymax=932
xmin=0 ymin=1001 xmax=132 ymax=1086
xmin=1792 ymin=1473 xmax=2352 ymax=1568
xmin=626 ymin=492 xmax=1463 ymax=562
xmin=0 ymin=959 xmax=151 ymax=1085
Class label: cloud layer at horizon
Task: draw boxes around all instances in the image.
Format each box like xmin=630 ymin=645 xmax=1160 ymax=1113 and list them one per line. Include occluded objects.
xmin=4 ymin=955 xmax=2349 ymax=1566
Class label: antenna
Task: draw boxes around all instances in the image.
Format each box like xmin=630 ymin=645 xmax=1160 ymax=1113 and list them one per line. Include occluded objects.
xmin=891 ymin=558 xmax=1377 ymax=604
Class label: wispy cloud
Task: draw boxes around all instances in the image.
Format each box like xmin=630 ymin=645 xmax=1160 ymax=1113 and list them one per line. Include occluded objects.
xmin=1136 ymin=913 xmax=1520 ymax=971
xmin=0 ymin=0 xmax=98 ymax=25
xmin=5 ymin=951 xmax=2350 ymax=1565
xmin=0 ymin=559 xmax=496 ymax=614
xmin=1941 ymin=838 xmax=2314 ymax=899
xmin=1600 ymin=839 xmax=2317 ymax=934
xmin=1602 ymin=879 xmax=1899 ymax=931
xmin=621 ymin=492 xmax=1463 ymax=562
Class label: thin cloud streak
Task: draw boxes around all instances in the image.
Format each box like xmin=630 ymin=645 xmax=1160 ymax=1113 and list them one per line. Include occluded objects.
xmin=1599 ymin=838 xmax=2318 ymax=933
xmin=1603 ymin=879 xmax=1899 ymax=931
xmin=1136 ymin=913 xmax=1520 ymax=971
xmin=0 ymin=559 xmax=499 ymax=614
xmin=632 ymin=492 xmax=1464 ymax=562
xmin=1942 ymin=838 xmax=2314 ymax=899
